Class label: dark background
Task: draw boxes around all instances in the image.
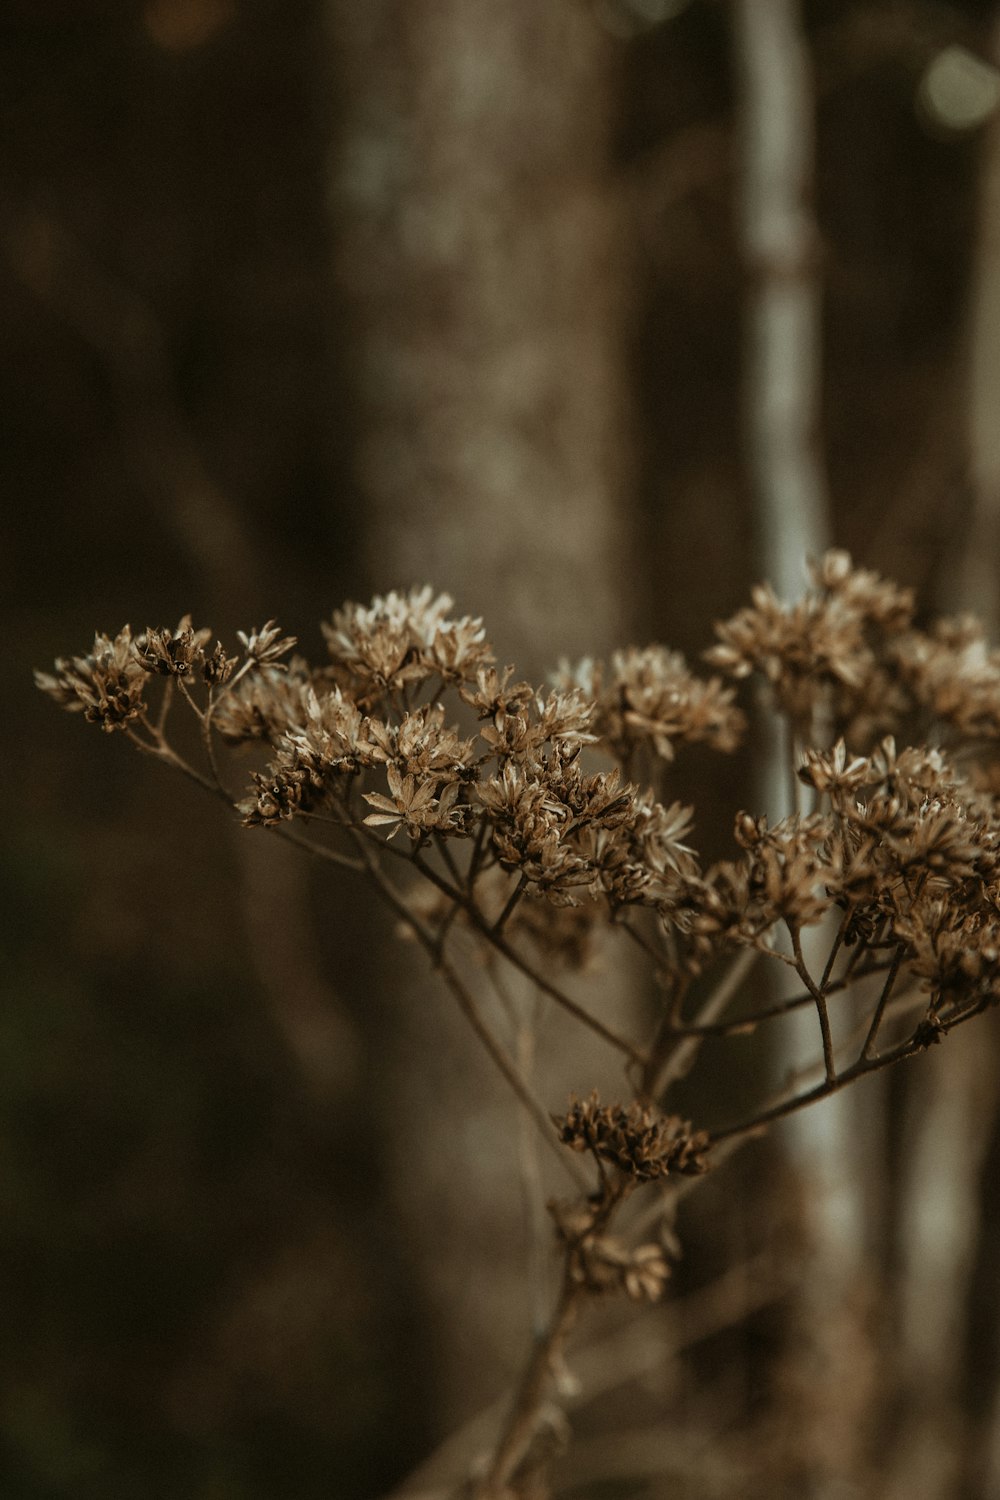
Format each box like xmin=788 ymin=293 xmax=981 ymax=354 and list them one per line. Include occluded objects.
xmin=4 ymin=2 xmax=997 ymax=1496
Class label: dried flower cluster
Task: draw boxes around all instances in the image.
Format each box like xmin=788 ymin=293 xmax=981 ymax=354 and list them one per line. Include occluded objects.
xmin=555 ymin=1091 xmax=709 ymax=1180
xmin=37 ymin=554 xmax=1000 ymax=1123
xmin=34 ymin=615 xmax=285 ymax=732
xmin=38 ymin=553 xmax=1000 ymax=1495
xmin=705 ymin=549 xmax=1000 ymax=747
xmin=549 ymin=1196 xmax=672 ymax=1303
xmin=558 ymin=645 xmax=744 ymax=764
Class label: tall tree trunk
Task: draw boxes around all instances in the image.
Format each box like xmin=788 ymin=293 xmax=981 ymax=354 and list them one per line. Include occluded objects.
xmin=324 ymin=0 xmax=634 ymax=1434
xmin=326 ymin=1 xmax=630 ymax=672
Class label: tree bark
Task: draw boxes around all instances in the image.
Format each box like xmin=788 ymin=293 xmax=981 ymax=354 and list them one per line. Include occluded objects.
xmin=324 ymin=0 xmax=634 ymax=1432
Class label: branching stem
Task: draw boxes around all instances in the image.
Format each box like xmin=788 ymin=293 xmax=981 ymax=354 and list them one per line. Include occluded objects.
xmin=791 ymin=924 xmax=836 ymax=1083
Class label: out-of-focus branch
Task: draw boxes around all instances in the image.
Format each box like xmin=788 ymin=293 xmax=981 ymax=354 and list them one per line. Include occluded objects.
xmin=381 ymin=1251 xmax=787 ymax=1500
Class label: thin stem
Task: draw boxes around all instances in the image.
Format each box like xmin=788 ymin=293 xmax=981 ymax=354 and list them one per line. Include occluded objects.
xmin=819 ymin=907 xmax=849 ymax=988
xmin=345 ymin=826 xmax=590 ymax=1192
xmin=483 ymin=921 xmax=647 ymax=1068
xmin=445 ymin=959 xmax=588 ymax=1191
xmin=790 ymin=924 xmax=836 ymax=1084
xmin=122 ymin=720 xmax=584 ymax=1182
xmin=404 ymin=849 xmax=647 ymax=1066
xmin=270 ymin=824 xmax=366 ymax=874
xmin=668 ymin=958 xmax=894 ymax=1038
xmin=638 ymin=973 xmax=689 ymax=1101
xmin=467 ymin=816 xmax=491 ymax=884
xmin=155 ymin=676 xmax=174 ymax=736
xmin=492 ymin=873 xmax=528 ymax=935
xmin=484 ymin=955 xmax=521 ymax=1026
xmin=471 ymin=1276 xmax=586 ymax=1499
xmin=508 ymin=981 xmax=550 ymax=1334
xmin=646 ymin=947 xmax=761 ymax=1099
xmin=791 ymin=734 xmax=806 ymax=816
xmin=860 ymin=944 xmax=904 ymax=1060
xmin=127 ymin=722 xmax=367 ymax=872
xmin=708 ymin=997 xmax=989 ymax=1149
xmin=842 ymin=921 xmax=877 ymax=980
xmin=209 ymin=656 xmax=255 ymax=713
xmin=196 ymin=685 xmax=230 ymax=796
xmin=176 ymin=675 xmax=205 ymax=721
xmin=472 ymin=1180 xmax=627 ymax=1498
xmin=125 ymin=726 xmax=219 ymax=797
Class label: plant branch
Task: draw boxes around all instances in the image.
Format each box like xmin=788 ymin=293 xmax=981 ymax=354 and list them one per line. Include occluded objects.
xmin=345 ymin=826 xmax=590 ymax=1192
xmin=860 ymin=943 xmax=904 ymax=1060
xmin=791 ymin=923 xmax=836 ymax=1083
xmin=708 ymin=1001 xmax=988 ymax=1148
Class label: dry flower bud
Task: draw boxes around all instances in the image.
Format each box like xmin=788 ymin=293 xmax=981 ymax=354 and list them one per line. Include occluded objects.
xmin=36 ymin=627 xmax=148 ymax=732
xmin=133 ymin=615 xmax=213 ymax=677
xmin=236 ymin=620 xmax=297 ymax=667
xmin=556 ymin=1091 xmax=709 ymax=1180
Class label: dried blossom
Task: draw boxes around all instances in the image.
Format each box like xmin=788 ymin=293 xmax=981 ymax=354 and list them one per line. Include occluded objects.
xmin=363 ymin=764 xmax=465 ymax=841
xmin=558 ymin=1223 xmax=671 ymax=1302
xmin=36 ymin=627 xmax=148 ymax=732
xmin=239 ymin=766 xmax=313 ymax=826
xmin=894 ymin=897 xmax=1000 ymax=1013
xmin=751 ymin=816 xmax=840 ymax=929
xmin=236 ymin=620 xmax=297 ymax=667
xmin=366 ymin=704 xmax=477 ymax=780
xmin=891 ymin=618 xmax=1000 ymax=741
xmin=475 ymin=765 xmax=584 ymax=901
xmin=798 ymin=739 xmax=876 ymax=796
xmin=556 ymin=1092 xmax=709 ymax=1180
xmin=479 ymin=687 xmax=598 ymax=766
xmin=324 ymin=587 xmax=494 ymax=702
xmin=562 ymin=646 xmax=745 ymax=763
xmin=212 ymin=662 xmax=314 ymax=744
xmin=707 ymin=551 xmax=914 ymax=737
xmin=202 ymin=642 xmax=238 ymax=686
xmin=810 ymin=548 xmax=914 ymax=630
xmin=459 ymin=664 xmax=535 ymax=722
xmin=422 ymin=614 xmax=494 ymax=684
xmin=133 ymin=615 xmax=216 ymax=678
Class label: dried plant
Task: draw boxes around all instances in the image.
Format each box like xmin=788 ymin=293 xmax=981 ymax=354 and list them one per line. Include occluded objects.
xmin=37 ymin=553 xmax=1000 ymax=1497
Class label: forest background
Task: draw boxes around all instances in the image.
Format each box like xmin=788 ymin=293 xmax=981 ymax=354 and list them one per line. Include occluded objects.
xmin=7 ymin=1 xmax=1000 ymax=1497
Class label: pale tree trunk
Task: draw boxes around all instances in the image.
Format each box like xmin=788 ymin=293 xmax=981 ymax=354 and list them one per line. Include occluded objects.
xmin=324 ymin=0 xmax=634 ymax=1434
xmin=734 ymin=0 xmax=827 ymax=602
xmin=733 ymin=2 xmax=878 ymax=1486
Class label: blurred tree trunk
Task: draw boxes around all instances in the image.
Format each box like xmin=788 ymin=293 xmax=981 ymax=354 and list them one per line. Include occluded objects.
xmin=325 ymin=1 xmax=631 ymax=674
xmin=324 ymin=0 xmax=634 ymax=1434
